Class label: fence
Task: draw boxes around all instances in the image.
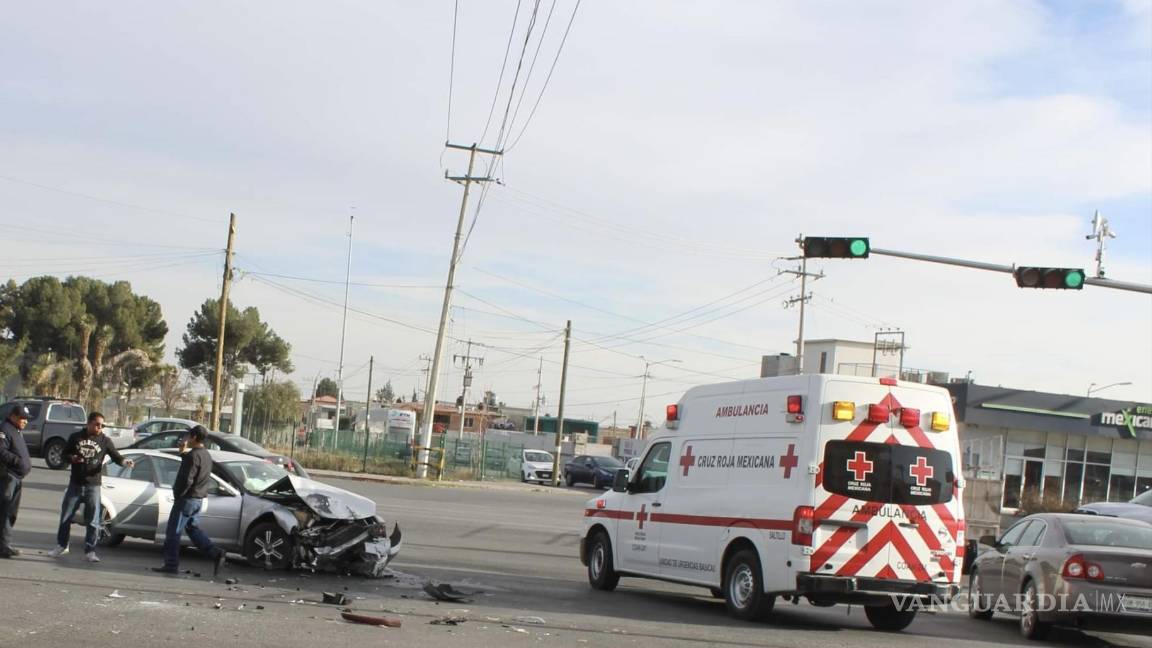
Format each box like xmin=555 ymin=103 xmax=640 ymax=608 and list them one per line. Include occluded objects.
xmin=253 ymin=427 xmax=532 ymax=481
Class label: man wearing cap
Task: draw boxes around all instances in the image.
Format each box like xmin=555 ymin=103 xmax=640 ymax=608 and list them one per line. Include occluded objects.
xmin=0 ymin=405 xmax=33 ymax=558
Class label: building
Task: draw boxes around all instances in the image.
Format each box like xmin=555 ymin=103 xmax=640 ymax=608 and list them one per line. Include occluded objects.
xmin=397 ymin=401 xmax=501 ymax=434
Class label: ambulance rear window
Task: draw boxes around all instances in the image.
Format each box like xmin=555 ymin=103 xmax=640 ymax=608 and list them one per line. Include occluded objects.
xmin=823 ymin=440 xmax=955 ymax=505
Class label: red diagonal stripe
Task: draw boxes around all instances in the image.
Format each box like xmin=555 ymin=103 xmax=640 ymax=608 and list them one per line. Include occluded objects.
xmin=809 ymin=502 xmax=880 ymax=571
xmin=899 ymin=505 xmax=955 ymax=575
xmin=835 ymin=523 xmax=894 ymax=577
xmin=932 ymin=504 xmax=959 ymax=541
xmin=889 ymin=525 xmax=933 ymax=581
xmin=905 ymin=424 xmax=937 ymax=450
xmin=814 ymin=494 xmax=849 ymax=522
xmin=876 ymin=565 xmax=898 ymax=580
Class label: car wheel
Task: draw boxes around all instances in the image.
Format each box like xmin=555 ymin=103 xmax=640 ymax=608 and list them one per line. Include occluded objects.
xmin=586 ymin=531 xmax=620 ymax=591
xmin=43 ymin=438 xmax=68 ymax=470
xmin=1019 ymin=581 xmax=1050 ymax=640
xmin=724 ymin=549 xmax=774 ymax=621
xmin=968 ymin=570 xmax=994 ymax=620
xmin=244 ymin=521 xmax=293 ymax=570
xmin=864 ymin=601 xmax=917 ymax=632
xmin=565 ymin=472 xmax=574 ymax=487
xmin=96 ymin=508 xmax=125 ymax=548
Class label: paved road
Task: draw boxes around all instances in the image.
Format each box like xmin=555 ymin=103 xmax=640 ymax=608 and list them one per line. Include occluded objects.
xmin=2 ymin=467 xmax=1149 ymax=648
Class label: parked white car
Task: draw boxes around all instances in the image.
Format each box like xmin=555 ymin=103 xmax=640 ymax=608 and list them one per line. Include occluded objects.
xmin=520 ymin=449 xmax=555 ymax=484
xmin=93 ymin=449 xmax=401 ymax=576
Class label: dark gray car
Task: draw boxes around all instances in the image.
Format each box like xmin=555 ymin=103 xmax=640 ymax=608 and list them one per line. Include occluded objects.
xmin=968 ymin=513 xmax=1152 ymax=639
xmin=1074 ymin=489 xmax=1152 ymax=525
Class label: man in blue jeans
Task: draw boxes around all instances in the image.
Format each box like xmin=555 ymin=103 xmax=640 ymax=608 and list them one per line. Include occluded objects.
xmin=0 ymin=405 xmax=34 ymax=558
xmin=152 ymin=425 xmax=226 ymax=576
xmin=49 ymin=411 xmax=133 ymax=562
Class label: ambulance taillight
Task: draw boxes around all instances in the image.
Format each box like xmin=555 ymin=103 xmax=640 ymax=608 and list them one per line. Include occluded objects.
xmin=899 ymin=407 xmax=921 ymax=428
xmin=792 ymin=506 xmax=815 ymax=546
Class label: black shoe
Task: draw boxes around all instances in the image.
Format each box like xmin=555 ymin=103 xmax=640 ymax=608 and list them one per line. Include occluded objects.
xmin=151 ymin=565 xmax=180 ymax=574
xmin=213 ymin=550 xmax=226 ymax=577
xmin=0 ymin=548 xmax=19 ymax=558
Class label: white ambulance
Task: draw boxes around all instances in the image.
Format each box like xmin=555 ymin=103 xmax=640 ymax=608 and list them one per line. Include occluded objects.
xmin=579 ymin=374 xmax=965 ymax=631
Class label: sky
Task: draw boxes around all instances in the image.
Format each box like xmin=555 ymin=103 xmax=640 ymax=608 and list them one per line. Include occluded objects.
xmin=2 ymin=0 xmax=1150 ymax=425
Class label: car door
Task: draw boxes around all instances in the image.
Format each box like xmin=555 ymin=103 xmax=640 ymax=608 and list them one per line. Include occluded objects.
xmin=21 ymin=402 xmax=45 ymax=450
xmin=617 ymin=442 xmax=671 ymax=575
xmin=102 ymin=456 xmax=161 ymax=537
xmin=982 ymin=520 xmax=1034 ymax=597
xmin=152 ymin=454 xmax=244 ymax=548
xmin=1002 ymin=519 xmax=1046 ymax=600
xmin=152 ymin=454 xmax=182 ymax=545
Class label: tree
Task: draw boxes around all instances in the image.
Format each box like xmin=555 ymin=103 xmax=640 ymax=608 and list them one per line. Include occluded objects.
xmin=177 ymin=298 xmax=293 ymax=408
xmin=0 ymin=276 xmax=167 ymax=408
xmin=0 ymin=338 xmax=28 ymax=397
xmin=375 ymin=380 xmax=395 ymax=404
xmin=157 ymin=365 xmax=192 ymax=416
xmin=246 ymin=380 xmax=303 ymax=426
xmin=315 ymin=377 xmax=338 ymax=398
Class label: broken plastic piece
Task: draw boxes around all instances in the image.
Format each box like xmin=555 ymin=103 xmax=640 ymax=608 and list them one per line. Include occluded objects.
xmin=341 ymin=611 xmax=401 ymax=628
xmin=423 ymin=581 xmax=475 ymax=603
xmin=322 ymin=592 xmax=348 ymax=605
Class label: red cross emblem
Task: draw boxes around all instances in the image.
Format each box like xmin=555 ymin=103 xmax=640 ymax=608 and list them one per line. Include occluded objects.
xmin=779 ymin=443 xmax=799 ymax=479
xmin=910 ymin=456 xmax=934 ymax=487
xmin=636 ymin=504 xmax=648 ymax=529
xmin=847 ymin=451 xmax=874 ymax=481
xmin=679 ymin=445 xmax=696 ymax=476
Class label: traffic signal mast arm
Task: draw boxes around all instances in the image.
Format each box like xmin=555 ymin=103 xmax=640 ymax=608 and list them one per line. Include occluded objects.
xmin=868 ymin=247 xmax=1151 ymax=295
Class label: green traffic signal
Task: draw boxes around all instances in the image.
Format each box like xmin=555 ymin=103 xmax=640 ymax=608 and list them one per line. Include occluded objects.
xmin=803 ymin=236 xmax=871 ymax=259
xmin=849 ymin=239 xmax=868 ymax=257
xmin=1064 ymin=269 xmax=1085 ymax=289
xmin=1014 ymin=266 xmax=1086 ymax=290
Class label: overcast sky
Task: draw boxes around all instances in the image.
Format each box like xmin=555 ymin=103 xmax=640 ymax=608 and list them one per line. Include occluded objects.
xmin=3 ymin=0 xmax=1150 ymax=423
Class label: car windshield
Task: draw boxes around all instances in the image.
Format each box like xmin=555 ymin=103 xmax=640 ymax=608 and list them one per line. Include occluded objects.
xmin=1132 ymin=489 xmax=1152 ymax=507
xmin=596 ymin=456 xmax=624 ymax=469
xmin=524 ymin=451 xmax=552 ymax=463
xmin=221 ymin=460 xmax=290 ymax=493
xmin=219 ymin=435 xmax=266 ymax=453
xmin=1063 ymin=519 xmax=1152 ymax=550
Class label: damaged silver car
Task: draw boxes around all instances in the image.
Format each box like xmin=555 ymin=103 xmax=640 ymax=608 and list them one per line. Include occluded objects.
xmin=95 ymin=449 xmax=401 ymax=576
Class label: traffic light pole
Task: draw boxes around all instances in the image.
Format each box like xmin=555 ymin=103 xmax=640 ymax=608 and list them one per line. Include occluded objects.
xmin=871 ymin=247 xmax=1152 ymax=295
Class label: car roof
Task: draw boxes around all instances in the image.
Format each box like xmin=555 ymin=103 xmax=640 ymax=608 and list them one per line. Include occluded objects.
xmin=119 ymin=448 xmax=264 ymax=463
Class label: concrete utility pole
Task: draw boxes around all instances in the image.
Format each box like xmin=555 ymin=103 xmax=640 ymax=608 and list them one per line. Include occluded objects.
xmin=334 ymin=213 xmax=354 ymax=449
xmin=417 ymin=143 xmax=502 ymax=479
xmin=636 ymin=357 xmax=681 ymax=440
xmin=361 ymin=355 xmax=374 ymax=472
xmin=211 ymin=213 xmax=237 ymax=430
xmin=453 ymin=339 xmax=484 ymax=435
xmin=1086 ymin=211 xmax=1117 ymax=279
xmin=551 ymin=321 xmax=572 ymax=487
xmin=532 ymin=356 xmax=544 ymax=435
xmin=781 ymin=241 xmax=824 ymax=375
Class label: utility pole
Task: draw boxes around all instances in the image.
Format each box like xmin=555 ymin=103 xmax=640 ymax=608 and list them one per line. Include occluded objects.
xmin=1086 ymin=210 xmax=1117 ymax=279
xmin=211 ymin=213 xmax=237 ymax=430
xmin=361 ymin=355 xmax=374 ymax=473
xmin=781 ymin=239 xmax=825 ymax=375
xmin=551 ymin=321 xmax=571 ymax=487
xmin=635 ymin=357 xmax=681 ymax=440
xmin=417 ymin=143 xmax=501 ymax=479
xmin=453 ymin=339 xmax=484 ymax=435
xmin=334 ymin=213 xmax=354 ymax=450
xmin=532 ymin=356 xmax=544 ymax=435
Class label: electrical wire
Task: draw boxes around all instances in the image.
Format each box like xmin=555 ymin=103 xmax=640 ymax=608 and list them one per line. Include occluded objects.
xmin=445 ymin=0 xmax=460 ymax=144
xmin=505 ymin=0 xmax=582 ymax=151
xmin=0 ymin=174 xmax=222 ymax=224
xmin=478 ymin=0 xmax=524 ymax=148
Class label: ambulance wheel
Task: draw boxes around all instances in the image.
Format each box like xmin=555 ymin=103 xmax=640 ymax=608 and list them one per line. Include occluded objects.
xmin=724 ymin=549 xmax=774 ymax=621
xmin=968 ymin=570 xmax=994 ymax=620
xmin=586 ymin=531 xmax=620 ymax=591
xmin=864 ymin=602 xmax=917 ymax=632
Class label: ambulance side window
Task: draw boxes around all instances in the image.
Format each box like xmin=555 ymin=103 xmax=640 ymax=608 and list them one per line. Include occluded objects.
xmin=633 ymin=442 xmax=671 ymax=494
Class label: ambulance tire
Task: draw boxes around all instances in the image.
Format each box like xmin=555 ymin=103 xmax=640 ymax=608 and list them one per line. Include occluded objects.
xmin=586 ymin=531 xmax=620 ymax=591
xmin=863 ymin=602 xmax=917 ymax=632
xmin=723 ymin=549 xmax=774 ymax=621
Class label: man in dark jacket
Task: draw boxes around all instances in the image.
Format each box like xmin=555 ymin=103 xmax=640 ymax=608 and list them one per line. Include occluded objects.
xmin=49 ymin=411 xmax=133 ymax=562
xmin=153 ymin=425 xmax=225 ymax=576
xmin=0 ymin=405 xmax=33 ymax=558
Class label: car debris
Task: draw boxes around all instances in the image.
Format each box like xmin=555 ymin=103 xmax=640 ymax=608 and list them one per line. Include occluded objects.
xmin=322 ymin=592 xmax=348 ymax=606
xmin=514 ymin=616 xmax=546 ymax=625
xmin=106 ymin=590 xmax=126 ymax=599
xmin=340 ymin=611 xmax=401 ymax=628
xmin=422 ymin=580 xmax=476 ymax=602
xmin=430 ymin=616 xmax=467 ymax=626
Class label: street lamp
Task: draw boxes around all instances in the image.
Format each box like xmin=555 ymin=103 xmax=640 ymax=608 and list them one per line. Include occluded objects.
xmin=1087 ymin=381 xmax=1132 ymax=397
xmin=636 ymin=357 xmax=681 ymax=440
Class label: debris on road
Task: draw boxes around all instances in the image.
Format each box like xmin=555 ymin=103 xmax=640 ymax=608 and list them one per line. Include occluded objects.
xmin=106 ymin=590 xmax=126 ymax=599
xmin=340 ymin=611 xmax=401 ymax=628
xmin=322 ymin=592 xmax=348 ymax=605
xmin=422 ymin=580 xmax=477 ymax=603
xmin=514 ymin=616 xmax=546 ymax=625
xmin=225 ymin=578 xmax=238 ymax=585
xmin=430 ymin=616 xmax=467 ymax=626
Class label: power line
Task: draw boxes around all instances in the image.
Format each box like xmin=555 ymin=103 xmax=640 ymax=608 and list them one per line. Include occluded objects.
xmin=478 ymin=0 xmax=524 ymax=148
xmin=505 ymin=0 xmax=558 ymax=139
xmin=446 ymin=0 xmax=460 ymax=143
xmin=236 ymin=267 xmax=439 ymax=289
xmin=506 ymin=0 xmax=583 ymax=151
xmin=0 ymin=174 xmax=222 ymax=224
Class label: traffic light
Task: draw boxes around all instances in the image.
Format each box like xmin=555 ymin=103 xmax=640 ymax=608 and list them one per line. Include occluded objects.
xmin=1013 ymin=267 xmax=1085 ymax=290
xmin=802 ymin=237 xmax=870 ymax=259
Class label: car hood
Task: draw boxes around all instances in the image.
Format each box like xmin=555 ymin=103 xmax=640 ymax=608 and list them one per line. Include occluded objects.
xmin=260 ymin=475 xmax=377 ymax=520
xmin=1075 ymin=501 xmax=1152 ymax=523
xmin=525 ymin=460 xmax=554 ymax=470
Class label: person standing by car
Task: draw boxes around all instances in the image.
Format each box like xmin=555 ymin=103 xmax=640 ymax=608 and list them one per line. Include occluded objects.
xmin=49 ymin=411 xmax=133 ymax=562
xmin=153 ymin=425 xmax=226 ymax=576
xmin=0 ymin=406 xmax=33 ymax=558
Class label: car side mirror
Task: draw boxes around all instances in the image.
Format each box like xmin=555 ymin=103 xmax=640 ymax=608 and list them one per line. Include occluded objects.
xmin=979 ymin=534 xmax=997 ymax=548
xmin=612 ymin=469 xmax=629 ymax=493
